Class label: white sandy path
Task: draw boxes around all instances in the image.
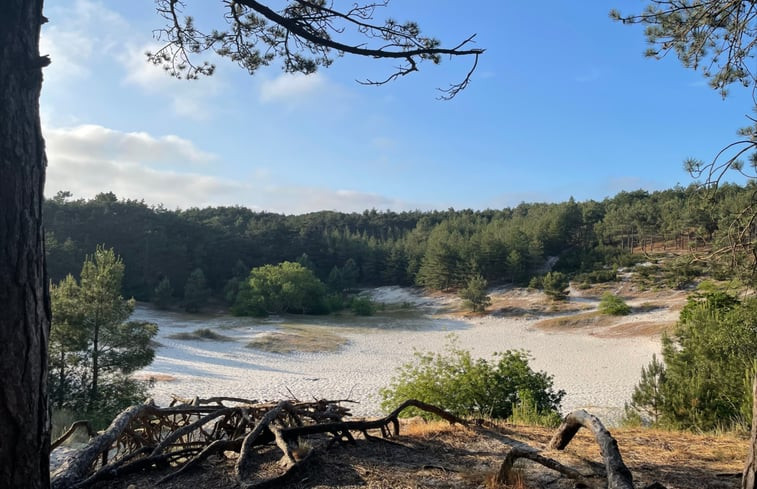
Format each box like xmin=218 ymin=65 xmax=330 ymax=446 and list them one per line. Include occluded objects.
xmin=134 ymin=287 xmax=672 ymax=423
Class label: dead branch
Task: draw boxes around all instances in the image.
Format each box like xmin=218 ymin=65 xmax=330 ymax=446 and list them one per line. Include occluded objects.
xmin=548 ymin=409 xmax=635 ymax=489
xmin=495 ymin=446 xmax=599 ymax=488
xmin=236 ymin=400 xmax=294 ymax=482
xmin=51 ymin=402 xmax=158 ymax=489
xmin=51 ymin=420 xmax=96 ymax=451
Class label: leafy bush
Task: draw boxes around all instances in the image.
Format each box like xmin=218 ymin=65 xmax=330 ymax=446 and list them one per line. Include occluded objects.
xmin=380 ymin=340 xmax=564 ymax=420
xmin=598 ymin=292 xmax=631 ymax=315
xmin=233 ymin=261 xmax=329 ymax=316
xmin=350 ymin=296 xmax=376 ymax=316
xmin=509 ymin=389 xmax=562 ymax=427
xmin=627 ymin=292 xmax=757 ymax=431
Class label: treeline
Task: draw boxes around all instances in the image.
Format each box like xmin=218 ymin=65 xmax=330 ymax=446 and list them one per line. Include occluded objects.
xmin=44 ymin=183 xmax=757 ymax=305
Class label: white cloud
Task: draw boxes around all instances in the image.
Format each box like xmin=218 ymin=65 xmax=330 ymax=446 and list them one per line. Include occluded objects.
xmin=260 ymin=73 xmax=327 ymax=102
xmin=259 ymin=72 xmax=350 ymax=110
xmin=44 ymin=123 xmax=419 ymax=214
xmin=45 ymin=124 xmax=217 ymax=166
xmin=40 ymin=0 xmax=129 ymax=84
xmin=120 ymin=43 xmax=224 ymax=120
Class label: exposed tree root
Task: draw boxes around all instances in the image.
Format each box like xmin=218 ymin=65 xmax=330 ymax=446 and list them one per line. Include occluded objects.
xmin=51 ymin=400 xmax=663 ymax=489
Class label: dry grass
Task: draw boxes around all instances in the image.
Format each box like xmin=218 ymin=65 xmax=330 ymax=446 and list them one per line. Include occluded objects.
xmin=246 ymin=327 xmax=347 ymax=354
xmin=533 ymin=311 xmax=607 ymax=331
xmin=168 ymin=328 xmax=233 ymax=342
xmin=594 ymin=320 xmax=676 ymax=338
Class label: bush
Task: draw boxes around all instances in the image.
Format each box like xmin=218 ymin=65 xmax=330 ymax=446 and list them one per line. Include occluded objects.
xmin=350 ymin=296 xmax=376 ymax=316
xmin=542 ymin=271 xmax=569 ymax=300
xmin=598 ymin=292 xmax=631 ymax=315
xmin=379 ymin=339 xmax=564 ymax=420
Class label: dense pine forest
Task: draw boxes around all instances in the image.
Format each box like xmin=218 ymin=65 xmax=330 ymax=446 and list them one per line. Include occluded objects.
xmin=44 ymin=182 xmax=757 ymax=306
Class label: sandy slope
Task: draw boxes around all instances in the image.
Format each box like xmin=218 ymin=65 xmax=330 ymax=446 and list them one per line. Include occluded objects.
xmin=131 ymin=286 xmax=680 ymax=424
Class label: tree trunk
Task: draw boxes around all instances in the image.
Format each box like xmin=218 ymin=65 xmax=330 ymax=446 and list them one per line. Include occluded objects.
xmin=0 ymin=1 xmax=51 ymax=488
xmin=742 ymin=375 xmax=757 ymax=489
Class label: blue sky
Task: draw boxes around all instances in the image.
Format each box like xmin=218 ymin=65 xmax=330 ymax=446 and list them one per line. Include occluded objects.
xmin=40 ymin=0 xmax=756 ymax=214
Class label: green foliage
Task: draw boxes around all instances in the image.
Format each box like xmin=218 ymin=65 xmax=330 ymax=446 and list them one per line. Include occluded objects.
xmin=380 ymin=340 xmax=564 ymax=420
xmin=628 ymin=293 xmax=757 ymax=431
xmin=183 ymin=268 xmax=210 ymax=312
xmin=541 ymin=271 xmax=569 ymax=300
xmin=235 ymin=261 xmax=329 ymax=315
xmin=49 ymin=246 xmax=158 ymax=427
xmin=459 ymin=274 xmax=491 ymax=313
xmin=44 ymin=185 xmax=757 ymax=300
xmin=153 ymin=276 xmax=173 ymax=309
xmin=509 ymin=389 xmax=563 ymax=427
xmin=598 ymin=292 xmax=631 ymax=316
xmin=628 ymin=354 xmax=666 ymax=424
xmin=350 ymin=296 xmax=376 ymax=316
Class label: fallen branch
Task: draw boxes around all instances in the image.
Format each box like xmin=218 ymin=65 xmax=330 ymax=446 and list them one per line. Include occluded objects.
xmin=51 ymin=420 xmax=96 ymax=451
xmin=51 ymin=402 xmax=157 ymax=489
xmin=548 ymin=409 xmax=635 ymax=489
xmin=495 ymin=446 xmax=598 ymax=488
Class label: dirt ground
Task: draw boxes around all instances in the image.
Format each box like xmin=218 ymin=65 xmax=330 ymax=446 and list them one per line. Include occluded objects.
xmin=84 ymin=419 xmax=747 ymax=489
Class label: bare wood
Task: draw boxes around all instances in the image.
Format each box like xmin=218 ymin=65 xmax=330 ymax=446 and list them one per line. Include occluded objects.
xmin=236 ymin=400 xmax=292 ymax=482
xmin=156 ymin=439 xmax=241 ymax=485
xmin=548 ymin=409 xmax=634 ymax=489
xmin=51 ymin=403 xmax=156 ymax=489
xmin=743 ymin=375 xmax=757 ymax=489
xmin=269 ymin=425 xmax=297 ymax=467
xmin=495 ymin=446 xmax=598 ymax=488
xmin=150 ymin=407 xmax=235 ymax=456
xmin=280 ymin=399 xmax=465 ymax=442
xmin=51 ymin=420 xmax=96 ymax=451
xmin=386 ymin=399 xmax=467 ymax=427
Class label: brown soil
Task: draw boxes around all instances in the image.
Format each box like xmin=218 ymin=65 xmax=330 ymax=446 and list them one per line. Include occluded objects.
xmin=85 ymin=420 xmax=747 ymax=489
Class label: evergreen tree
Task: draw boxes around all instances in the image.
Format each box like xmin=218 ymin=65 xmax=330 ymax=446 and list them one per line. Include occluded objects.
xmin=153 ymin=276 xmax=173 ymax=309
xmin=49 ymin=246 xmax=158 ymax=424
xmin=460 ymin=274 xmax=491 ymax=313
xmin=184 ymin=268 xmax=210 ymax=312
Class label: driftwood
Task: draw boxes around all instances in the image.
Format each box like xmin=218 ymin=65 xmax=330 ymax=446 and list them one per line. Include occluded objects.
xmin=548 ymin=409 xmax=635 ymax=489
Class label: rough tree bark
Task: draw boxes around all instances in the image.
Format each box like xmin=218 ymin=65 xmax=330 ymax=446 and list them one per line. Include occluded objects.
xmin=0 ymin=1 xmax=50 ymax=488
xmin=743 ymin=375 xmax=757 ymax=489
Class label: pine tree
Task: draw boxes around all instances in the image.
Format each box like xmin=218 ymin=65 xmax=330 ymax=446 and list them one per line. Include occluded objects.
xmin=460 ymin=274 xmax=491 ymax=313
xmin=184 ymin=268 xmax=210 ymax=312
xmin=153 ymin=276 xmax=173 ymax=309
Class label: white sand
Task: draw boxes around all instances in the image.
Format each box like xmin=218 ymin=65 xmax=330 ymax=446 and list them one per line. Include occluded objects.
xmin=133 ymin=287 xmax=673 ymax=424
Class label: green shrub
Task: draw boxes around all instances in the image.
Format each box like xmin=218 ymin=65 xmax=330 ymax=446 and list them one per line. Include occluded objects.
xmin=379 ymin=339 xmax=564 ymax=420
xmin=350 ymin=296 xmax=376 ymax=316
xmin=598 ymin=292 xmax=631 ymax=315
xmin=509 ymin=389 xmax=563 ymax=427
xmin=542 ymin=271 xmax=569 ymax=300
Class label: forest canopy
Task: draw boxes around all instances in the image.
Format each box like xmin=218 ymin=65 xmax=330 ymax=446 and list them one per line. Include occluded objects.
xmin=44 ymin=183 xmax=757 ymax=308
